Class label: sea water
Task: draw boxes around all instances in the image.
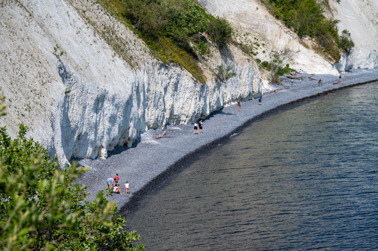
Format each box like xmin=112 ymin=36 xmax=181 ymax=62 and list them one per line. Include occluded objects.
xmin=125 ymin=82 xmax=378 ymax=250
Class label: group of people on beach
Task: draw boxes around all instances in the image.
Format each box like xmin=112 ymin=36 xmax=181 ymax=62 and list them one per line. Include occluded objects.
xmin=106 ymin=173 xmax=129 ymax=195
xmin=290 ymin=78 xmax=303 ymax=85
xmin=236 ymin=94 xmax=263 ymax=112
xmin=194 ymin=94 xmax=264 ymax=132
xmin=237 ymin=94 xmax=263 ymax=111
xmin=194 ymin=120 xmax=203 ymax=134
xmin=192 ymin=72 xmax=343 ymax=135
xmin=318 ymin=74 xmax=342 ymax=87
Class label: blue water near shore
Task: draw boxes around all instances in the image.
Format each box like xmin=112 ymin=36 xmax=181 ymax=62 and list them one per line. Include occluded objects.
xmin=126 ymin=82 xmax=378 ymax=250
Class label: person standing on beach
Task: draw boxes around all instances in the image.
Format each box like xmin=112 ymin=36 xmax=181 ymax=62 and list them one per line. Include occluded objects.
xmin=258 ymin=95 xmax=262 ymax=105
xmin=199 ymin=120 xmax=203 ymax=134
xmin=318 ymin=79 xmax=322 ymax=86
xmin=237 ymin=102 xmax=241 ymax=111
xmin=106 ymin=177 xmax=114 ymax=189
xmin=194 ymin=122 xmax=199 ymax=134
xmin=334 ymin=74 xmax=342 ymax=84
xmin=114 ymin=173 xmax=119 ymax=185
xmin=125 ymin=181 xmax=130 ymax=194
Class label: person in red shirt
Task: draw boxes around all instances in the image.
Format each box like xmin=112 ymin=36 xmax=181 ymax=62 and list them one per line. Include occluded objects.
xmin=114 ymin=173 xmax=119 ymax=185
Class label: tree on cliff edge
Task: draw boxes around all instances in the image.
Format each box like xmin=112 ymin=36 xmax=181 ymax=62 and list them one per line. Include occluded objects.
xmin=0 ymin=97 xmax=143 ymax=250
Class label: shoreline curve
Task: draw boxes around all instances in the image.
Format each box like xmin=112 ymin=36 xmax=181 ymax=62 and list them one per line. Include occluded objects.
xmin=77 ymin=68 xmax=378 ymax=212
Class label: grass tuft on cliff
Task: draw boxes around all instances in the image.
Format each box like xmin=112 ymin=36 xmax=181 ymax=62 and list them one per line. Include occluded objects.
xmin=99 ymin=0 xmax=233 ymax=84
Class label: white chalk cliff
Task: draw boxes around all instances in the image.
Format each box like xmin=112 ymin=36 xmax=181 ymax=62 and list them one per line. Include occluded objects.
xmin=328 ymin=0 xmax=378 ymax=71
xmin=0 ymin=0 xmax=377 ymax=166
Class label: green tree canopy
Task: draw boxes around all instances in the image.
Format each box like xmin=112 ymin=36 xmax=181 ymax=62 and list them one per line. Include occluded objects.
xmin=0 ymin=115 xmax=143 ymax=250
xmin=338 ymin=29 xmax=354 ymax=54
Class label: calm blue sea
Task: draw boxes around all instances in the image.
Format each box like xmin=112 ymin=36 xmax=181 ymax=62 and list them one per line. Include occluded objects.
xmin=126 ymin=82 xmax=378 ymax=250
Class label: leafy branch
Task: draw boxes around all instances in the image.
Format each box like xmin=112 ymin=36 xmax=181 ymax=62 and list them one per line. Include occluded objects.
xmin=0 ymin=119 xmax=143 ymax=250
xmin=214 ymin=64 xmax=236 ymax=83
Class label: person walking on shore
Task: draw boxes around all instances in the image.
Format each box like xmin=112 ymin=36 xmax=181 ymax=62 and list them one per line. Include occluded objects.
xmin=258 ymin=95 xmax=262 ymax=105
xmin=334 ymin=74 xmax=342 ymax=85
xmin=194 ymin=122 xmax=199 ymax=134
xmin=199 ymin=120 xmax=203 ymax=134
xmin=125 ymin=181 xmax=130 ymax=194
xmin=106 ymin=177 xmax=114 ymax=189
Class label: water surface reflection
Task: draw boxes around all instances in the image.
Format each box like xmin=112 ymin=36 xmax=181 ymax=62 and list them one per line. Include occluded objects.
xmin=126 ymin=83 xmax=378 ymax=250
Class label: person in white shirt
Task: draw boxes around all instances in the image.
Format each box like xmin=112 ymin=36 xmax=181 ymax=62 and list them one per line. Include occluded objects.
xmin=125 ymin=181 xmax=130 ymax=194
xmin=194 ymin=122 xmax=199 ymax=134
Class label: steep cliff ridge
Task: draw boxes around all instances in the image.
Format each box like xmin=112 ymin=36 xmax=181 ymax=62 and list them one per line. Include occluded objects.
xmin=199 ymin=0 xmax=378 ymax=72
xmin=198 ymin=0 xmax=340 ymax=75
xmin=329 ymin=0 xmax=378 ymax=71
xmin=0 ymin=0 xmax=262 ymax=166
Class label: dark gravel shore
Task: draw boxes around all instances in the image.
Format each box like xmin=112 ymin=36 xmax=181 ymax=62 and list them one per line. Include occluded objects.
xmin=77 ymin=68 xmax=378 ymax=210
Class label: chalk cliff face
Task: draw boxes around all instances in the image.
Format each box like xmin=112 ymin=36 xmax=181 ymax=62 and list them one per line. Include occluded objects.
xmin=0 ymin=0 xmax=262 ymax=166
xmin=198 ymin=0 xmax=378 ymax=73
xmin=328 ymin=0 xmax=378 ymax=71
xmin=198 ymin=0 xmax=339 ymax=75
xmin=0 ymin=0 xmax=376 ymax=165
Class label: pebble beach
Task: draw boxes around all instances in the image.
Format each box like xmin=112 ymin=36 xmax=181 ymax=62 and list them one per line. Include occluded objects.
xmin=77 ymin=68 xmax=378 ymax=211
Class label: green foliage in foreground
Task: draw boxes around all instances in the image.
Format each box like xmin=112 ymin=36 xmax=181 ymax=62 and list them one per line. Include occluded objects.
xmin=0 ymin=104 xmax=143 ymax=250
xmin=99 ymin=0 xmax=233 ymax=84
xmin=262 ymin=0 xmax=354 ymax=61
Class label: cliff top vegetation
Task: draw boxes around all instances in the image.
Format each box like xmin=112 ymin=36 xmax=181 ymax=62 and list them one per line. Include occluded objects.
xmin=261 ymin=0 xmax=354 ymax=62
xmin=98 ymin=0 xmax=233 ymax=84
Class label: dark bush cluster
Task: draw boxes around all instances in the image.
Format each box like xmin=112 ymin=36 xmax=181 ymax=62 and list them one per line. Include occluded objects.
xmin=122 ymin=0 xmax=232 ymax=49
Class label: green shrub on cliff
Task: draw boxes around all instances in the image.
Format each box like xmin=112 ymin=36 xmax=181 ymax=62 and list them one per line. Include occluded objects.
xmin=0 ymin=108 xmax=143 ymax=250
xmin=0 ymin=95 xmax=6 ymax=116
xmin=261 ymin=0 xmax=354 ymax=61
xmin=119 ymin=0 xmax=232 ymax=48
xmin=338 ymin=29 xmax=354 ymax=54
xmin=99 ymin=0 xmax=233 ymax=84
xmin=214 ymin=64 xmax=236 ymax=83
xmin=207 ymin=17 xmax=233 ymax=49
